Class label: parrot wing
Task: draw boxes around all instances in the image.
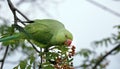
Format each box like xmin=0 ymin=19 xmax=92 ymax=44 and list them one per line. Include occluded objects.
xmin=24 ymin=22 xmax=53 ymax=47
xmin=25 ymin=19 xmax=66 ymax=48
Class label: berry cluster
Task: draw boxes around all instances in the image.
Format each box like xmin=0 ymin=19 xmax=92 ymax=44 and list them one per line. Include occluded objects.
xmin=53 ymin=45 xmax=76 ymax=69
xmin=68 ymin=45 xmax=76 ymax=58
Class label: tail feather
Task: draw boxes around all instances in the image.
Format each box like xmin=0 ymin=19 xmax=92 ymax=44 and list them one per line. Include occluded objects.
xmin=0 ymin=34 xmax=21 ymax=42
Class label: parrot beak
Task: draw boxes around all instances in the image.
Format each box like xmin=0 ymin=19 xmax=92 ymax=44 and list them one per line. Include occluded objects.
xmin=64 ymin=39 xmax=72 ymax=46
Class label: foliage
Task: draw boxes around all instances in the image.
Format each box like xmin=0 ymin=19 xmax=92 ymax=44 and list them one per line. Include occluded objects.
xmin=75 ymin=25 xmax=120 ymax=69
xmin=75 ymin=48 xmax=109 ymax=69
xmin=0 ymin=0 xmax=76 ymax=68
xmin=0 ymin=0 xmax=120 ymax=69
xmin=0 ymin=22 xmax=75 ymax=69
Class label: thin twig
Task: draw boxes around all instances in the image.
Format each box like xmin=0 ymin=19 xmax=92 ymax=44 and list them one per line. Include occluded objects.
xmin=7 ymin=0 xmax=17 ymax=24
xmin=7 ymin=0 xmax=43 ymax=68
xmin=7 ymin=0 xmax=40 ymax=53
xmin=0 ymin=46 xmax=9 ymax=69
xmin=16 ymin=8 xmax=30 ymax=21
xmin=87 ymin=0 xmax=120 ymax=17
xmin=27 ymin=40 xmax=40 ymax=53
xmin=0 ymin=60 xmax=3 ymax=62
xmin=7 ymin=0 xmax=30 ymax=24
xmin=33 ymin=62 xmax=36 ymax=69
xmin=39 ymin=48 xmax=42 ymax=69
xmin=92 ymin=44 xmax=120 ymax=69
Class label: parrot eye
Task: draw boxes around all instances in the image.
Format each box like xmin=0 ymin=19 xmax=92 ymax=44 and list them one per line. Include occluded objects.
xmin=65 ymin=35 xmax=68 ymax=38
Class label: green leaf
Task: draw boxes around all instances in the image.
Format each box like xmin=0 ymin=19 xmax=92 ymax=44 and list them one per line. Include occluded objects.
xmin=20 ymin=60 xmax=27 ymax=69
xmin=76 ymin=49 xmax=92 ymax=58
xmin=13 ymin=65 xmax=19 ymax=69
xmin=0 ymin=24 xmax=10 ymax=35
xmin=30 ymin=55 xmax=35 ymax=64
xmin=41 ymin=62 xmax=53 ymax=69
xmin=43 ymin=65 xmax=54 ymax=69
xmin=80 ymin=64 xmax=88 ymax=68
xmin=93 ymin=37 xmax=113 ymax=47
xmin=68 ymin=58 xmax=73 ymax=62
xmin=113 ymin=25 xmax=120 ymax=29
xmin=27 ymin=65 xmax=31 ymax=69
xmin=57 ymin=45 xmax=68 ymax=54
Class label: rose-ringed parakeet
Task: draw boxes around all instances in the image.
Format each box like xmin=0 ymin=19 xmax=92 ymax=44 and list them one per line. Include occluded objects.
xmin=0 ymin=19 xmax=73 ymax=48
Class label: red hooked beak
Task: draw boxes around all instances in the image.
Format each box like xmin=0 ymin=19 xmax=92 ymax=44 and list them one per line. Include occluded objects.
xmin=64 ymin=39 xmax=72 ymax=46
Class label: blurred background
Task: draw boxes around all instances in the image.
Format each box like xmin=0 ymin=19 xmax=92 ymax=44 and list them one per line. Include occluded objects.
xmin=0 ymin=0 xmax=120 ymax=69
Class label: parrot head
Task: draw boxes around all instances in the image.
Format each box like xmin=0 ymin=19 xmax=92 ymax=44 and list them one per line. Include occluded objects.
xmin=50 ymin=29 xmax=73 ymax=46
xmin=63 ymin=29 xmax=73 ymax=46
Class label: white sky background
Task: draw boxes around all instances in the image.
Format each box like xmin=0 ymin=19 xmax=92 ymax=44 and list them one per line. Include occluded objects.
xmin=1 ymin=0 xmax=120 ymax=69
xmin=56 ymin=0 xmax=120 ymax=69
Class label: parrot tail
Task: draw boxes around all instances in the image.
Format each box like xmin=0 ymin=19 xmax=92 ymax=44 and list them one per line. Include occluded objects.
xmin=0 ymin=34 xmax=21 ymax=42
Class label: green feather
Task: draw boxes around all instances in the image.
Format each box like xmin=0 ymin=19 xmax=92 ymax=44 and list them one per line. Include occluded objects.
xmin=0 ymin=33 xmax=22 ymax=42
xmin=0 ymin=19 xmax=73 ymax=48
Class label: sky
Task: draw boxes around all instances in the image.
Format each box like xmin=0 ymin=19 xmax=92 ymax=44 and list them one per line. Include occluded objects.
xmin=1 ymin=0 xmax=120 ymax=69
xmin=56 ymin=0 xmax=120 ymax=69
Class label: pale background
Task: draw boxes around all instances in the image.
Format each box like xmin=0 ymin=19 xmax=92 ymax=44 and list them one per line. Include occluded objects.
xmin=1 ymin=0 xmax=120 ymax=69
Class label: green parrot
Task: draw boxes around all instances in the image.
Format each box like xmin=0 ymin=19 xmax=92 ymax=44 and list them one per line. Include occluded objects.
xmin=0 ymin=19 xmax=73 ymax=48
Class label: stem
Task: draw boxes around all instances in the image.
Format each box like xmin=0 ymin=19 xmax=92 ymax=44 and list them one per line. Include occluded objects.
xmin=7 ymin=0 xmax=40 ymax=53
xmin=87 ymin=0 xmax=120 ymax=17
xmin=16 ymin=8 xmax=30 ymax=21
xmin=6 ymin=1 xmax=42 ymax=69
xmin=39 ymin=48 xmax=42 ymax=69
xmin=92 ymin=44 xmax=120 ymax=69
xmin=7 ymin=0 xmax=30 ymax=25
xmin=27 ymin=40 xmax=40 ymax=53
xmin=0 ymin=46 xmax=9 ymax=69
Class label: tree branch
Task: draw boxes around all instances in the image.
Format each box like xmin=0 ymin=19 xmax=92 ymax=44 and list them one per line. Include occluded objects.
xmin=92 ymin=44 xmax=120 ymax=69
xmin=7 ymin=0 xmax=30 ymax=25
xmin=7 ymin=0 xmax=40 ymax=53
xmin=15 ymin=8 xmax=30 ymax=21
xmin=27 ymin=40 xmax=40 ymax=53
xmin=7 ymin=0 xmax=17 ymax=24
xmin=87 ymin=0 xmax=120 ymax=17
xmin=0 ymin=46 xmax=9 ymax=69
